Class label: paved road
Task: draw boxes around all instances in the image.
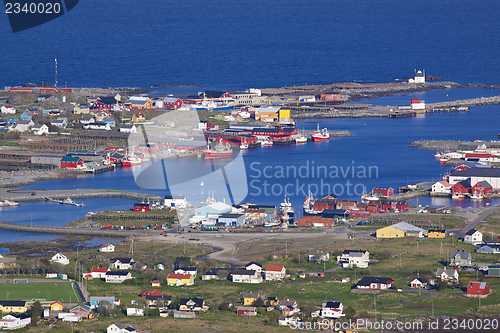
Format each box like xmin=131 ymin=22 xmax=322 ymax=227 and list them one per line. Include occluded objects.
xmin=456 ymin=205 xmax=500 ymax=238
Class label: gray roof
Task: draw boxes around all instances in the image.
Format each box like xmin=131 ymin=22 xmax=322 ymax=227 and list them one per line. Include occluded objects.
xmin=244 ymin=292 xmax=259 ymax=298
xmin=391 ymin=222 xmax=426 ymax=233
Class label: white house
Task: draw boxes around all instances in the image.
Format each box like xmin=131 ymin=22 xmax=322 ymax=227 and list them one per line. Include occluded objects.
xmin=464 ymin=229 xmax=483 ymax=245
xmin=164 ymin=195 xmax=187 ymax=208
xmin=173 ymin=267 xmax=198 ymax=278
xmin=31 ymin=123 xmax=49 ymax=135
xmin=89 ymin=267 xmax=109 ymax=279
xmin=245 ymin=261 xmax=262 ymax=273
xmin=0 ymin=313 xmax=31 ymax=330
xmin=308 ymin=251 xmax=330 ymax=263
xmin=51 ymin=118 xmax=67 ymax=128
xmin=1 ymin=105 xmax=16 ymax=114
xmin=265 ymin=265 xmax=286 ymax=281
xmin=13 ymin=119 xmax=33 ymax=132
xmin=78 ymin=116 xmax=95 ymax=124
xmin=111 ymin=258 xmax=134 ymax=270
xmin=410 ymin=278 xmax=427 ymax=288
xmin=311 ymin=301 xmax=344 ymax=319
xmin=337 ymin=250 xmax=370 ymax=268
xmin=50 ymin=253 xmax=70 ymax=266
xmin=432 ymin=180 xmax=452 ymax=194
xmin=84 ymin=123 xmax=111 ymax=131
xmin=126 ymin=303 xmax=145 ymax=316
xmin=436 ymin=268 xmax=459 ymax=282
xmin=105 ymin=271 xmax=132 ymax=283
xmin=99 ymin=243 xmax=115 ymax=253
xmin=278 ymin=316 xmax=301 ymax=326
xmin=155 ymin=263 xmax=165 ymax=271
xmin=107 ymin=322 xmax=138 ymax=333
xmin=119 ymin=124 xmax=137 ymax=133
xmin=231 ymin=269 xmax=262 ymax=283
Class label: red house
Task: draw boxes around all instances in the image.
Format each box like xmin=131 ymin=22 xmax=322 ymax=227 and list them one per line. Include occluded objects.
xmin=93 ymin=96 xmax=122 ymax=111
xmin=134 ymin=203 xmax=151 ymax=212
xmin=372 ymin=187 xmax=394 ymax=197
xmin=237 ymin=306 xmax=257 ymax=316
xmin=452 ymin=180 xmax=471 ymax=194
xmin=472 ymin=181 xmax=493 ymax=196
xmin=141 ymin=289 xmax=162 ymax=297
xmin=350 ymin=210 xmax=371 ymax=218
xmin=467 ymin=281 xmax=490 ymax=297
xmin=60 ymin=156 xmax=84 ymax=169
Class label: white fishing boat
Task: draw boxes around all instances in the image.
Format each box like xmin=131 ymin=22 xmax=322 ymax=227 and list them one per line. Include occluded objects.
xmin=240 ymin=143 xmax=249 ymax=150
xmin=295 ymin=135 xmax=307 ymax=143
xmin=261 ymin=139 xmax=273 ymax=146
xmin=3 ymin=200 xmax=19 ymax=206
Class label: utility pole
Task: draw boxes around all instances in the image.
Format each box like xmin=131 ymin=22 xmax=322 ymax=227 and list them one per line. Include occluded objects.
xmin=54 ymin=58 xmax=58 ymax=89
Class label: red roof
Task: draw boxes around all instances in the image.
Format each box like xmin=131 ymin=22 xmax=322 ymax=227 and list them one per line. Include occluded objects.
xmin=91 ymin=267 xmax=109 ymax=273
xmin=465 ymin=153 xmax=495 ymax=158
xmin=266 ymin=265 xmax=284 ymax=272
xmin=100 ymin=243 xmax=111 ymax=247
xmin=167 ymin=273 xmax=191 ymax=279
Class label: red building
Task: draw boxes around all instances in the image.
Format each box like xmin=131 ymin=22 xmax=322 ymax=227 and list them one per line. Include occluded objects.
xmin=297 ymin=216 xmax=337 ymax=227
xmin=472 ymin=181 xmax=493 ymax=195
xmin=467 ymin=281 xmax=490 ymax=297
xmin=134 ymin=203 xmax=151 ymax=212
xmin=320 ymin=92 xmax=341 ymax=101
xmin=373 ymin=187 xmax=394 ymax=197
xmin=141 ymin=289 xmax=162 ymax=297
xmin=237 ymin=307 xmax=257 ymax=316
xmin=250 ymin=127 xmax=299 ymax=140
xmin=60 ymin=156 xmax=84 ymax=169
xmin=93 ymin=96 xmax=122 ymax=111
xmin=452 ymin=180 xmax=471 ymax=194
xmin=380 ymin=201 xmax=408 ymax=212
xmin=350 ymin=210 xmax=371 ymax=218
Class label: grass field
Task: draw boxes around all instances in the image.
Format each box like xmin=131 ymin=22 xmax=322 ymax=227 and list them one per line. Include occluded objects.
xmin=0 ymin=282 xmax=81 ymax=303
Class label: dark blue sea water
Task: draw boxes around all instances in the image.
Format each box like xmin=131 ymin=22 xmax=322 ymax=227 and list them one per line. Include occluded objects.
xmin=1 ymin=0 xmax=500 ymax=88
xmin=2 ymin=1 xmax=500 ymax=243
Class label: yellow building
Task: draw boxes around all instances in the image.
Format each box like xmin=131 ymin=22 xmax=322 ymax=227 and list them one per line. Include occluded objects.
xmin=278 ymin=109 xmax=291 ymax=123
xmin=376 ymin=225 xmax=405 ymax=238
xmin=0 ymin=301 xmax=27 ymax=313
xmin=428 ymin=230 xmax=446 ymax=238
xmin=132 ymin=113 xmax=146 ymax=122
xmin=50 ymin=301 xmax=64 ymax=311
xmin=167 ymin=273 xmax=194 ymax=286
xmin=258 ymin=111 xmax=278 ymax=122
xmin=151 ymin=280 xmax=161 ymax=287
xmin=265 ymin=296 xmax=279 ymax=306
xmin=243 ymin=292 xmax=258 ymax=305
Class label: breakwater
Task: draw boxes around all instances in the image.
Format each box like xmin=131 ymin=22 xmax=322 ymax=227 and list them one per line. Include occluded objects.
xmin=0 ymin=188 xmax=162 ymax=203
xmin=0 ymin=220 xmax=161 ymax=236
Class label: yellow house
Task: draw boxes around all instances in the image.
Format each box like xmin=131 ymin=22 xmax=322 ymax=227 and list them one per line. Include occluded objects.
xmin=259 ymin=111 xmax=278 ymax=122
xmin=0 ymin=301 xmax=27 ymax=313
xmin=376 ymin=225 xmax=405 ymax=238
xmin=131 ymin=99 xmax=154 ymax=110
xmin=243 ymin=292 xmax=259 ymax=305
xmin=428 ymin=230 xmax=446 ymax=238
xmin=50 ymin=301 xmax=64 ymax=311
xmin=132 ymin=113 xmax=146 ymax=122
xmin=265 ymin=296 xmax=279 ymax=306
xmin=151 ymin=279 xmax=161 ymax=287
xmin=179 ymin=298 xmax=208 ymax=312
xmin=167 ymin=273 xmax=194 ymax=286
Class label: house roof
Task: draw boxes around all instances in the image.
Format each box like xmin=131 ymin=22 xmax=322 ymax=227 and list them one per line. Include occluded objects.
xmin=342 ymin=249 xmax=367 ymax=255
xmin=390 ymin=222 xmax=426 ymax=233
xmin=436 ymin=269 xmax=457 ymax=276
xmin=245 ymin=261 xmax=262 ymax=268
xmin=105 ymin=271 xmax=130 ymax=276
xmin=179 ymin=297 xmax=204 ymax=307
xmin=174 ymin=267 xmax=197 ymax=272
xmin=244 ymin=292 xmax=259 ymax=299
xmin=91 ymin=267 xmax=109 ymax=273
xmin=474 ymin=180 xmax=493 ymax=189
xmin=265 ymin=265 xmax=284 ymax=272
xmin=465 ymin=229 xmax=480 ymax=236
xmin=167 ymin=273 xmax=192 ymax=279
xmin=0 ymin=301 xmax=26 ymax=307
xmin=451 ymin=167 xmax=500 ymax=178
xmin=451 ymin=250 xmax=471 ymax=258
xmin=324 ymin=301 xmax=341 ymax=309
xmin=61 ymin=156 xmax=82 ymax=162
xmin=357 ymin=277 xmax=393 ymax=286
xmin=111 ymin=257 xmax=134 ymax=264
xmin=232 ymin=269 xmax=256 ymax=276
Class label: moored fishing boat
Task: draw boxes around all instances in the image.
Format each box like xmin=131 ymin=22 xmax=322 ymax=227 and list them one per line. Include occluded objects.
xmin=240 ymin=143 xmax=249 ymax=150
xmin=122 ymin=155 xmax=142 ymax=166
xmin=261 ymin=139 xmax=273 ymax=146
xmin=312 ymin=124 xmax=329 ymax=142
xmin=204 ymin=142 xmax=233 ymax=159
xmin=295 ymin=135 xmax=307 ymax=143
